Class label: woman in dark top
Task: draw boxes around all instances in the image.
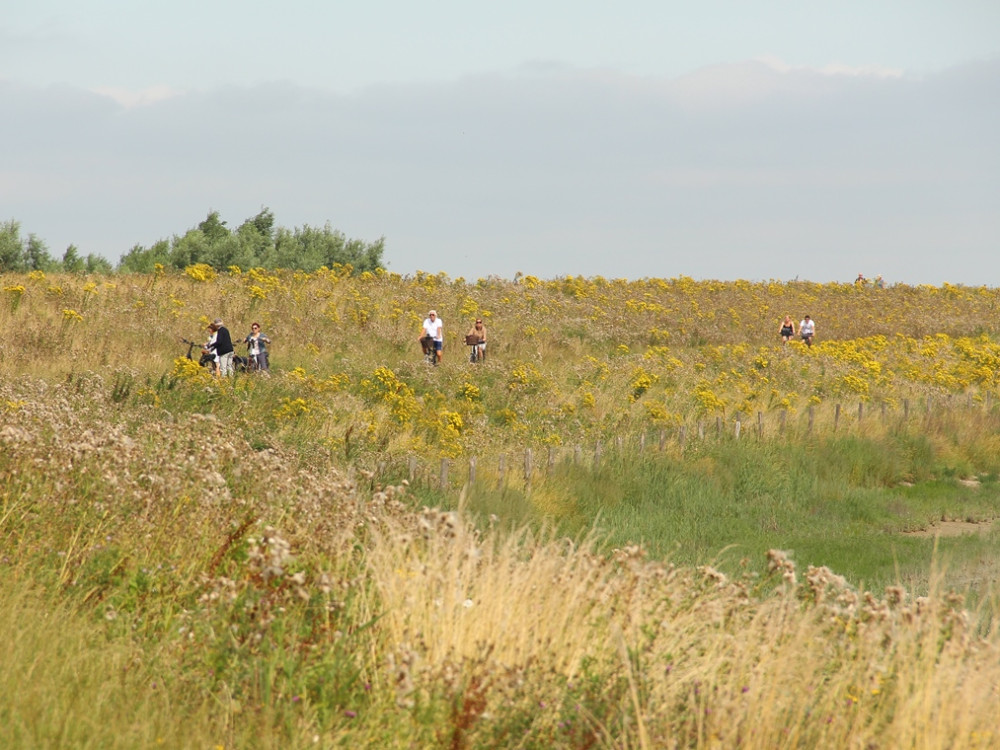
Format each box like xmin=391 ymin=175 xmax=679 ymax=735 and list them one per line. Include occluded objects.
xmin=779 ymin=315 xmax=796 ymax=344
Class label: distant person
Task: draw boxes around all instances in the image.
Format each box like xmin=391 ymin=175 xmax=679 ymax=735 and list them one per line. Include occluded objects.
xmin=244 ymin=322 xmax=271 ymax=372
xmin=466 ymin=318 xmax=487 ymax=362
xmin=874 ymin=274 xmax=885 ymax=289
xmin=419 ymin=309 xmax=443 ymax=364
xmin=207 ymin=318 xmax=234 ymax=375
xmin=799 ymin=315 xmax=816 ymax=347
xmin=779 ymin=315 xmax=796 ymax=344
xmin=855 ymin=273 xmax=866 ymax=286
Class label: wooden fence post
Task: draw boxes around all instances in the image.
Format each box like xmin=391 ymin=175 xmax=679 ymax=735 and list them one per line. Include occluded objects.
xmin=735 ymin=417 xmax=741 ymax=440
xmin=716 ymin=416 xmax=722 ymax=438
xmin=524 ymin=449 xmax=533 ymax=482
xmin=639 ymin=433 xmax=646 ymax=453
xmin=779 ymin=410 xmax=787 ymax=434
xmin=659 ymin=429 xmax=667 ymax=451
xmin=678 ymin=425 xmax=686 ymax=449
xmin=439 ymin=458 xmax=449 ymax=489
xmin=468 ymin=455 xmax=477 ymax=485
xmin=594 ymin=440 xmax=603 ymax=467
xmin=757 ymin=411 xmax=763 ymax=438
xmin=408 ymin=455 xmax=418 ymax=483
xmin=903 ymin=399 xmax=909 ymax=420
xmin=547 ymin=446 xmax=556 ymax=474
xmin=498 ymin=454 xmax=506 ymax=489
xmin=574 ymin=445 xmax=582 ymax=465
xmin=698 ymin=421 xmax=705 ymax=440
xmin=834 ymin=403 xmax=841 ymax=431
xmin=808 ymin=405 xmax=814 ymax=434
xmin=858 ymin=402 xmax=864 ymax=423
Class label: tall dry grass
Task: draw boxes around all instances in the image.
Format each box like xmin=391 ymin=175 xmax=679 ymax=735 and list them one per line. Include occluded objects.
xmin=4 ymin=269 xmax=1000 ymax=465
xmin=364 ymin=510 xmax=1000 ymax=748
xmin=2 ymin=370 xmax=999 ymax=748
xmin=4 ymin=268 xmax=1000 ymax=746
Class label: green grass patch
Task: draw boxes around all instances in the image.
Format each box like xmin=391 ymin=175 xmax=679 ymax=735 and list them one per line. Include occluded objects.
xmin=451 ymin=432 xmax=1000 ymax=596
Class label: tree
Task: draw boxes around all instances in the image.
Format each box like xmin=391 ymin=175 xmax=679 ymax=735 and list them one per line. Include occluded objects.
xmin=269 ymin=226 xmax=321 ymax=270
xmin=85 ymin=254 xmax=113 ymax=274
xmin=229 ymin=208 xmax=277 ymax=269
xmin=241 ymin=207 xmax=275 ymax=242
xmin=340 ymin=236 xmax=386 ymax=274
xmin=205 ymin=234 xmax=252 ymax=271
xmin=118 ymin=240 xmax=171 ymax=273
xmin=169 ymin=230 xmax=212 ymax=268
xmin=62 ymin=245 xmax=85 ymax=273
xmin=266 ymin=222 xmax=385 ymax=273
xmin=197 ymin=211 xmax=229 ymax=244
xmin=0 ymin=220 xmax=26 ymax=272
xmin=113 ymin=208 xmax=387 ymax=274
xmin=25 ymin=234 xmax=53 ymax=272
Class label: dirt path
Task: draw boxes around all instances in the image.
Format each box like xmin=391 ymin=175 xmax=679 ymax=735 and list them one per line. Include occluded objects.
xmin=902 ymin=519 xmax=994 ymax=537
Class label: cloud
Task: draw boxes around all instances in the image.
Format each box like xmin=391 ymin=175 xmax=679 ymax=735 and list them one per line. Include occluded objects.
xmin=755 ymin=54 xmax=904 ymax=79
xmin=89 ymin=85 xmax=184 ymax=109
xmin=2 ymin=59 xmax=998 ymax=284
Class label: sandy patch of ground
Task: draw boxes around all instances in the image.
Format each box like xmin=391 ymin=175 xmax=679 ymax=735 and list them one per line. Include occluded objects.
xmin=897 ymin=477 xmax=994 ymax=536
xmin=902 ymin=519 xmax=994 ymax=537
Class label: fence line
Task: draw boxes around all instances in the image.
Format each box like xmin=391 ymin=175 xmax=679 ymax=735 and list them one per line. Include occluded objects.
xmin=383 ymin=395 xmax=998 ymax=492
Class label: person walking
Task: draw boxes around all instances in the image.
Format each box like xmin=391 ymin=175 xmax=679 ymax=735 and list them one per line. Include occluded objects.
xmin=207 ymin=318 xmax=235 ymax=375
xmin=419 ymin=310 xmax=443 ymax=364
xmin=466 ymin=318 xmax=487 ymax=362
xmin=779 ymin=315 xmax=796 ymax=345
xmin=244 ymin=322 xmax=271 ymax=372
xmin=799 ymin=315 xmax=816 ymax=347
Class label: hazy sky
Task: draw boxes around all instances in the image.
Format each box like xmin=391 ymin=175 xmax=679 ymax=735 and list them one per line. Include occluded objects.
xmin=3 ymin=1 xmax=999 ymax=284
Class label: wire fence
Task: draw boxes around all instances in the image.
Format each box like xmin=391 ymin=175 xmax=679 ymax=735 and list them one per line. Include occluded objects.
xmin=367 ymin=392 xmax=999 ymax=493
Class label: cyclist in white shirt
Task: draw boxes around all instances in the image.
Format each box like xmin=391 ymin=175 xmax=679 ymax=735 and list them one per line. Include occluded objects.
xmin=799 ymin=315 xmax=816 ymax=347
xmin=419 ymin=310 xmax=444 ymax=363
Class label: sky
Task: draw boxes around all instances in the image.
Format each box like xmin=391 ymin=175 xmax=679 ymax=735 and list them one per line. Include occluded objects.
xmin=2 ymin=1 xmax=999 ymax=284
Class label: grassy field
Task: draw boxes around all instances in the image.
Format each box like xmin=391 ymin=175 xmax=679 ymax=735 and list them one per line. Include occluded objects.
xmin=2 ymin=267 xmax=999 ymax=748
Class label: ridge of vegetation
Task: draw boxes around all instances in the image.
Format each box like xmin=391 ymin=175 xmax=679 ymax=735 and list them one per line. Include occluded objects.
xmin=2 ymin=267 xmax=999 ymax=747
xmin=0 ymin=209 xmax=386 ymax=275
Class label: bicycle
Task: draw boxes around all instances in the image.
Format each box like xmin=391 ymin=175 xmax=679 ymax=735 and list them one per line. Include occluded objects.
xmin=466 ymin=334 xmax=486 ymax=363
xmin=181 ymin=337 xmax=249 ymax=372
xmin=181 ymin=337 xmax=217 ymax=368
xmin=420 ymin=335 xmax=438 ymax=367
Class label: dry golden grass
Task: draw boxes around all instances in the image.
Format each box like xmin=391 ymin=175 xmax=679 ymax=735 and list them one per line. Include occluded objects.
xmin=4 ymin=268 xmax=1000 ymax=466
xmin=3 ymin=269 xmax=1000 ymax=746
xmin=364 ymin=503 xmax=1000 ymax=748
xmin=1 ymin=364 xmax=999 ymax=748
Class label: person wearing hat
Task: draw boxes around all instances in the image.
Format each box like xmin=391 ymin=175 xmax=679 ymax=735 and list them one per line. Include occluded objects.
xmin=419 ymin=309 xmax=443 ymax=363
xmin=206 ymin=318 xmax=235 ymax=375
